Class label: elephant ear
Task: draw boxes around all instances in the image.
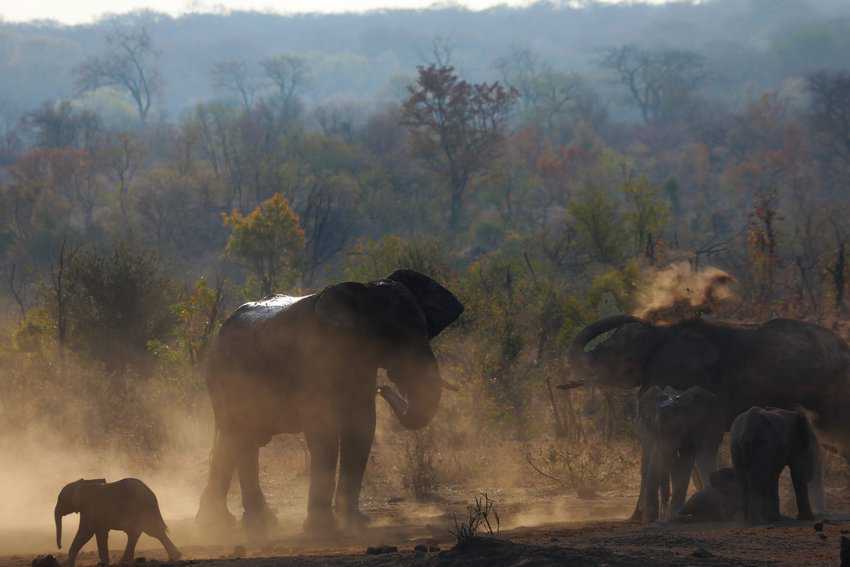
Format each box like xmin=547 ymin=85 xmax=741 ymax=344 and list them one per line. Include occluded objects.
xmin=386 ymin=269 xmax=463 ymax=338
xmin=315 ymin=282 xmax=370 ymax=331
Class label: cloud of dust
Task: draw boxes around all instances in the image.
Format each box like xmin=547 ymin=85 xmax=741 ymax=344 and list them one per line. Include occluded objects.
xmin=0 ymin=377 xmax=215 ymax=555
xmin=633 ymin=262 xmax=737 ymax=323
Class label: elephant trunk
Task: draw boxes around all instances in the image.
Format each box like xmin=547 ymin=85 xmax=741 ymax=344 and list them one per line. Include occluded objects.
xmin=55 ymin=509 xmax=62 ymax=549
xmin=382 ymin=349 xmax=442 ymax=430
xmin=568 ymin=315 xmax=643 ymax=377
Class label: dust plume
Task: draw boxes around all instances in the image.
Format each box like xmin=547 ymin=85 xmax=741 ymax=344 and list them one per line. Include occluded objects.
xmin=633 ymin=262 xmax=737 ymax=323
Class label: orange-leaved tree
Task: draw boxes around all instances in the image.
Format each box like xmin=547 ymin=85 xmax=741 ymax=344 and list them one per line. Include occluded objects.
xmin=223 ymin=193 xmax=305 ymax=296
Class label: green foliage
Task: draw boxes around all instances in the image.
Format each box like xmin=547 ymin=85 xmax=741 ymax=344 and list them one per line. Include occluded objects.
xmin=223 ymin=193 xmax=305 ymax=296
xmin=568 ymin=183 xmax=625 ymax=265
xmin=344 ymin=235 xmax=452 ymax=283
xmin=61 ymin=243 xmax=177 ymax=373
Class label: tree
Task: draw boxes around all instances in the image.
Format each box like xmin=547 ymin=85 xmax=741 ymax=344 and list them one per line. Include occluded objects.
xmin=602 ymin=45 xmax=706 ymax=125
xmin=260 ymin=54 xmax=309 ymax=115
xmin=401 ymin=64 xmax=517 ymax=229
xmin=210 ymin=58 xmax=259 ymax=110
xmin=807 ymin=70 xmax=850 ymax=167
xmin=74 ymin=25 xmax=161 ymax=123
xmin=223 ymin=193 xmax=305 ymax=296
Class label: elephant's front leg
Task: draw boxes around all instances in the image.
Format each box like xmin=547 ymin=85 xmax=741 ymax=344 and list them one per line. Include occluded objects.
xmin=670 ymin=451 xmax=696 ymax=517
xmin=336 ymin=395 xmax=376 ymax=532
xmin=303 ymin=426 xmax=340 ymax=535
xmin=196 ymin=431 xmax=238 ymax=529
xmin=630 ymin=440 xmax=651 ymax=522
xmin=237 ymin=443 xmax=277 ymax=538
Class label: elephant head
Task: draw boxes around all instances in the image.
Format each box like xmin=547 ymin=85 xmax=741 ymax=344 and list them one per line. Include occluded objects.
xmin=568 ymin=315 xmax=655 ymax=388
xmin=55 ymin=479 xmax=106 ymax=549
xmin=314 ymin=269 xmax=463 ymax=430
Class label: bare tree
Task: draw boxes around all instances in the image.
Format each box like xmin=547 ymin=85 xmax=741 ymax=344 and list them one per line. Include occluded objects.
xmin=602 ymin=45 xmax=706 ymax=125
xmin=74 ymin=25 xmax=161 ymax=123
xmin=260 ymin=55 xmax=309 ymax=108
xmin=210 ymin=59 xmax=259 ymax=110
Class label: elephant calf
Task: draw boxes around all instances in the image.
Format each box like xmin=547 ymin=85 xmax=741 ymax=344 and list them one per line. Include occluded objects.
xmin=55 ymin=478 xmax=181 ymax=567
xmin=676 ymin=468 xmax=741 ymax=522
xmin=635 ymin=385 xmax=725 ymax=522
xmin=731 ymin=407 xmax=819 ymax=524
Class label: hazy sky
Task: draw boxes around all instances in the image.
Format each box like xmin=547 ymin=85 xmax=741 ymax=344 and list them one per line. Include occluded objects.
xmin=0 ymin=0 xmax=555 ymax=24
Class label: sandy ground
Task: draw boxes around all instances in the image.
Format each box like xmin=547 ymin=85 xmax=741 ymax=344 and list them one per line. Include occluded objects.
xmin=4 ymin=436 xmax=850 ymax=566
xmin=5 ymin=489 xmax=849 ymax=566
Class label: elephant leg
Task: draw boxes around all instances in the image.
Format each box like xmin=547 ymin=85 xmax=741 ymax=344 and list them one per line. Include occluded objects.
xmin=336 ymin=395 xmax=376 ymax=532
xmin=237 ymin=442 xmax=277 ymax=537
xmin=142 ymin=523 xmax=181 ymax=561
xmin=670 ymin=452 xmax=695 ymax=517
xmin=767 ymin=471 xmax=782 ymax=522
xmin=66 ymin=526 xmax=94 ymax=567
xmin=693 ymin=446 xmax=718 ymax=492
xmin=808 ymin=447 xmax=826 ymax=515
xmin=790 ymin=463 xmax=814 ymax=521
xmin=196 ymin=431 xmax=238 ymax=529
xmin=120 ymin=530 xmax=140 ymax=563
xmin=630 ymin=441 xmax=651 ymax=522
xmin=303 ymin=427 xmax=340 ymax=535
xmin=94 ymin=529 xmax=109 ymax=566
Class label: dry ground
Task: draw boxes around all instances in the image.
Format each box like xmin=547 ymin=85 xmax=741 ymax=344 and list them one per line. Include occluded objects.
xmin=3 ymin=434 xmax=850 ymax=566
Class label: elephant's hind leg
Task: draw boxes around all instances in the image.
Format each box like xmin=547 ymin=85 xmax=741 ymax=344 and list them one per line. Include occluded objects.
xmin=120 ymin=530 xmax=140 ymax=564
xmin=196 ymin=431 xmax=238 ymax=529
xmin=143 ymin=525 xmax=181 ymax=561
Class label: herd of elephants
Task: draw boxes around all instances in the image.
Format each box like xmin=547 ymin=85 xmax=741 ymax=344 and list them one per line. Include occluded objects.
xmin=48 ymin=269 xmax=850 ymax=563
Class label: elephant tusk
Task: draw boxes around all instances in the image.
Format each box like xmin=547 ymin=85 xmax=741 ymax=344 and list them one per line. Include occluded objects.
xmin=377 ymin=385 xmax=409 ymax=416
xmin=556 ymin=381 xmax=585 ymax=391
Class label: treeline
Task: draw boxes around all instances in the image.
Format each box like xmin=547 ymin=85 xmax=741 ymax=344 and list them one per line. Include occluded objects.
xmin=2 ymin=4 xmax=850 ymax=452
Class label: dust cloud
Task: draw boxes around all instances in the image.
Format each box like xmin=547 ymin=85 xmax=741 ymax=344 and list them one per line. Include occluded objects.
xmin=633 ymin=262 xmax=737 ymax=323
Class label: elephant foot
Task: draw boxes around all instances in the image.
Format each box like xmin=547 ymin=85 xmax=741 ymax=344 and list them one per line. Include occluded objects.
xmin=196 ymin=497 xmax=238 ymax=533
xmin=303 ymin=510 xmax=339 ymax=538
xmin=338 ymin=509 xmax=371 ymax=533
xmin=242 ymin=503 xmax=279 ymax=540
xmin=797 ymin=511 xmax=814 ymax=522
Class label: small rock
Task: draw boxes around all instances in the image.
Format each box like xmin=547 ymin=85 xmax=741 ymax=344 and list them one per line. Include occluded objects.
xmin=232 ymin=546 xmax=246 ymax=558
xmin=692 ymin=547 xmax=713 ymax=558
xmin=413 ymin=544 xmax=440 ymax=553
xmin=366 ymin=545 xmax=398 ymax=555
xmin=814 ymin=521 xmax=824 ymax=532
xmin=387 ymin=496 xmax=405 ymax=504
xmin=135 ymin=558 xmax=147 ymax=564
xmin=32 ymin=555 xmax=61 ymax=567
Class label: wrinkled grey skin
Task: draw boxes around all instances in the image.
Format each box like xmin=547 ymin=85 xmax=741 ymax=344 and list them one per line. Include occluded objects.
xmin=195 ymin=270 xmax=463 ymax=538
xmin=55 ymin=478 xmax=180 ymax=567
xmin=635 ymin=386 xmax=725 ymax=522
xmin=676 ymin=468 xmax=742 ymax=522
xmin=568 ymin=316 xmax=840 ymax=514
xmin=731 ymin=407 xmax=819 ymax=524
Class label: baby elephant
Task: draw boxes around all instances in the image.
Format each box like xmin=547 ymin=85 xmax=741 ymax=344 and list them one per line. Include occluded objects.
xmin=731 ymin=407 xmax=819 ymax=524
xmin=55 ymin=478 xmax=181 ymax=567
xmin=676 ymin=468 xmax=742 ymax=522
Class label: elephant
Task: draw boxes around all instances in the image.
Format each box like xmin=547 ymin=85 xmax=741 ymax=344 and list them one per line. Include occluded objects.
xmin=567 ymin=315 xmax=840 ymax=513
xmin=676 ymin=468 xmax=741 ymax=522
xmin=731 ymin=406 xmax=819 ymax=524
xmin=55 ymin=478 xmax=181 ymax=567
xmin=195 ymin=269 xmax=463 ymax=537
xmin=635 ymin=385 xmax=725 ymax=522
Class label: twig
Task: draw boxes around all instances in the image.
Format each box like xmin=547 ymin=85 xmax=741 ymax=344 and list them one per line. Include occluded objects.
xmin=525 ymin=453 xmax=567 ymax=486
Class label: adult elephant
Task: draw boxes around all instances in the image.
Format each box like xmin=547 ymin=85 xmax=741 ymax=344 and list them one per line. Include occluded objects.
xmin=195 ymin=269 xmax=463 ymax=536
xmin=568 ymin=315 xmax=848 ymax=510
